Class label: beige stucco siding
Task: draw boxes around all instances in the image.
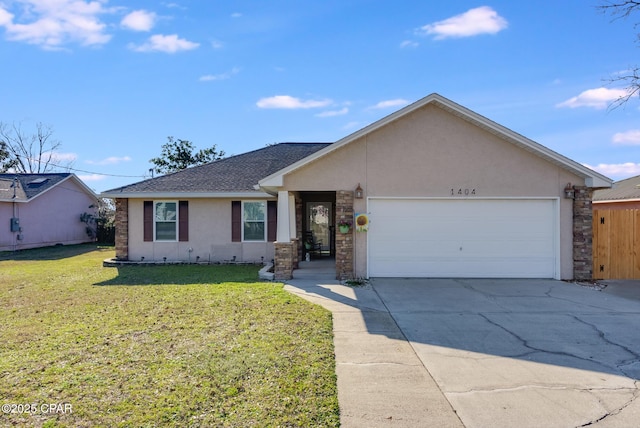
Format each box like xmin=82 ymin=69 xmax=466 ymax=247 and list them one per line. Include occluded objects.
xmin=282 ymin=104 xmax=584 ymax=279
xmin=127 ymin=198 xmax=275 ymax=263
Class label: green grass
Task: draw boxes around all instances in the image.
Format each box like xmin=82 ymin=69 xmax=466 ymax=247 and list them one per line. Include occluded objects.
xmin=0 ymin=245 xmax=339 ymax=427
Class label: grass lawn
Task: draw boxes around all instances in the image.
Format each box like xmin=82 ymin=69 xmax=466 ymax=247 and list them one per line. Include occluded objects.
xmin=0 ymin=245 xmax=339 ymax=427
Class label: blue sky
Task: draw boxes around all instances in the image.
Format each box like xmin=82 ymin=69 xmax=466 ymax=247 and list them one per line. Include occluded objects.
xmin=0 ymin=0 xmax=639 ymax=192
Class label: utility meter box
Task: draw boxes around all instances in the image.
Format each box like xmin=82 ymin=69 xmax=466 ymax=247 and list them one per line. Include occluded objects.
xmin=10 ymin=217 xmax=20 ymax=232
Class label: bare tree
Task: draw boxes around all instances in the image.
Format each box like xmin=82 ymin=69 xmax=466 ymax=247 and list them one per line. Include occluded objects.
xmin=598 ymin=1 xmax=640 ymax=107
xmin=0 ymin=121 xmax=73 ymax=173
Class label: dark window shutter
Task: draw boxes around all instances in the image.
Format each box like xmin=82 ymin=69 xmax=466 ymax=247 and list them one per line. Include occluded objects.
xmin=267 ymin=200 xmax=277 ymax=242
xmin=179 ymin=201 xmax=189 ymax=242
xmin=231 ymin=201 xmax=241 ymax=242
xmin=143 ymin=201 xmax=153 ymax=242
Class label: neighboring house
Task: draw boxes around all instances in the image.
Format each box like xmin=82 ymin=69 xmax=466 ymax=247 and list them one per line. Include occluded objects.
xmin=593 ymin=175 xmax=640 ymax=210
xmin=102 ymin=93 xmax=612 ymax=281
xmin=592 ymin=175 xmax=640 ymax=279
xmin=0 ymin=173 xmax=99 ymax=252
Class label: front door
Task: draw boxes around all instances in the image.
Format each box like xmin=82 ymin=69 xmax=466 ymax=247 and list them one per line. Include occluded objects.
xmin=306 ymin=202 xmax=333 ymax=256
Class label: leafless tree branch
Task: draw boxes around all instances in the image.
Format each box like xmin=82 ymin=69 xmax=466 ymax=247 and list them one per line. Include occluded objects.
xmin=597 ymin=1 xmax=640 ymax=108
xmin=598 ymin=1 xmax=640 ymax=20
xmin=0 ymin=121 xmax=70 ymax=173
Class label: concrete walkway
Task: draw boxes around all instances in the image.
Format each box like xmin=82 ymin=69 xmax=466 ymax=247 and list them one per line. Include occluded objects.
xmin=286 ymin=262 xmax=463 ymax=427
xmin=285 ymin=270 xmax=640 ymax=427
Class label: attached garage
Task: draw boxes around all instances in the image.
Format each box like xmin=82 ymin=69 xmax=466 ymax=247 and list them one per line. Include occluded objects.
xmin=260 ymin=94 xmax=613 ymax=281
xmin=368 ymin=198 xmax=559 ymax=278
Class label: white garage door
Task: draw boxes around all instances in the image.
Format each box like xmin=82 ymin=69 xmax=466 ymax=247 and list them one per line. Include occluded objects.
xmin=368 ymin=199 xmax=557 ymax=278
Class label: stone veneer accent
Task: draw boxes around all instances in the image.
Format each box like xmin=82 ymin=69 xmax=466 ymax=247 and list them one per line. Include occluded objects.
xmin=573 ymin=186 xmax=594 ymax=280
xmin=335 ymin=190 xmax=354 ymax=280
xmin=115 ymin=198 xmax=129 ymax=260
xmin=274 ymin=241 xmax=294 ymax=280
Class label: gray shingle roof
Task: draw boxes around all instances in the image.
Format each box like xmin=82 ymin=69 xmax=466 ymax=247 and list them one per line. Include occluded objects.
xmin=593 ymin=175 xmax=640 ymax=201
xmin=0 ymin=173 xmax=74 ymax=201
xmin=102 ymin=143 xmax=331 ymax=195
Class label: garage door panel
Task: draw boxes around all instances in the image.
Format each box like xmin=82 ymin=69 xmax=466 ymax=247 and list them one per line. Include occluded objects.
xmin=368 ymin=199 xmax=556 ymax=278
xmin=372 ymin=257 xmax=554 ymax=278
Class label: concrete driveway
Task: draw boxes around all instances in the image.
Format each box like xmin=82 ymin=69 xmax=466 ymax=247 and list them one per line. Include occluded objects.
xmin=285 ymin=278 xmax=640 ymax=427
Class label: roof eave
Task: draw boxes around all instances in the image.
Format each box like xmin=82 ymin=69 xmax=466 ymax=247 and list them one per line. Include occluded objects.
xmin=7 ymin=174 xmax=98 ymax=203
xmin=0 ymin=198 xmax=28 ymax=203
xmin=594 ymin=198 xmax=640 ymax=204
xmin=100 ymin=191 xmax=275 ymax=199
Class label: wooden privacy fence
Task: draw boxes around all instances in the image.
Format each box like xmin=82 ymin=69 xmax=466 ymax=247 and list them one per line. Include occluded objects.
xmin=593 ymin=208 xmax=640 ymax=279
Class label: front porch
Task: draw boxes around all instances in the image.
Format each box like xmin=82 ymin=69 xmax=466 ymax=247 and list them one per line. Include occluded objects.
xmin=274 ymin=190 xmax=355 ymax=281
xmin=293 ymin=257 xmax=337 ymax=280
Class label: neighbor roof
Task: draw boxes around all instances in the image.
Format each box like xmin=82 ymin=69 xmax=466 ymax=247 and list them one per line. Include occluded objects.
xmin=593 ymin=175 xmax=640 ymax=202
xmin=101 ymin=143 xmax=331 ymax=198
xmin=259 ymin=93 xmax=613 ymax=189
xmin=0 ymin=173 xmax=96 ymax=202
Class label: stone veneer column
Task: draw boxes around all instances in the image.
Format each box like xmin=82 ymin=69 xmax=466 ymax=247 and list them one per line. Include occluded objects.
xmin=573 ymin=186 xmax=594 ymax=280
xmin=274 ymin=241 xmax=294 ymax=280
xmin=114 ymin=198 xmax=129 ymax=260
xmin=335 ymin=190 xmax=354 ymax=280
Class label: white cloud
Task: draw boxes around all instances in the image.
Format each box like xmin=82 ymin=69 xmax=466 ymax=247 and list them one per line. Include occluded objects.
xmin=612 ymin=130 xmax=640 ymax=145
xmin=162 ymin=3 xmax=183 ymax=10
xmin=129 ymin=34 xmax=199 ymax=53
xmin=78 ymin=173 xmax=105 ymax=182
xmin=584 ymin=162 xmax=640 ymax=179
xmin=0 ymin=8 xmax=13 ymax=26
xmin=400 ymin=40 xmax=419 ymax=48
xmin=256 ymin=95 xmax=332 ymax=109
xmin=369 ymin=99 xmax=409 ymax=109
xmin=315 ymin=107 xmax=349 ymax=117
xmin=121 ymin=10 xmax=156 ymax=32
xmin=51 ymin=152 xmax=78 ymax=163
xmin=418 ymin=6 xmax=508 ymax=40
xmin=556 ymin=87 xmax=629 ymax=109
xmin=342 ymin=121 xmax=361 ymax=130
xmin=199 ymin=67 xmax=240 ymax=81
xmin=210 ymin=39 xmax=223 ymax=49
xmin=86 ymin=156 xmax=132 ymax=165
xmin=231 ymin=12 xmax=242 ymax=18
xmin=0 ymin=0 xmax=112 ymax=49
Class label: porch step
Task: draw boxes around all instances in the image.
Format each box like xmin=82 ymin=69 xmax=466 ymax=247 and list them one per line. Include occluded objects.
xmin=293 ymin=258 xmax=336 ymax=280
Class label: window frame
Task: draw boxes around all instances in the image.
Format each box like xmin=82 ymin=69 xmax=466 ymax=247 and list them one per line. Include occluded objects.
xmin=242 ymin=200 xmax=267 ymax=242
xmin=154 ymin=200 xmax=179 ymax=242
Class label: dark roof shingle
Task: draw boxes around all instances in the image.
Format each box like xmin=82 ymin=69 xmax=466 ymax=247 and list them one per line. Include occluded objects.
xmin=102 ymin=142 xmax=330 ymax=195
xmin=0 ymin=173 xmax=73 ymax=201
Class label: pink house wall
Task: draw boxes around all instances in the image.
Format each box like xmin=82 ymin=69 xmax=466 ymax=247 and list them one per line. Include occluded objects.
xmin=0 ymin=179 xmax=97 ymax=251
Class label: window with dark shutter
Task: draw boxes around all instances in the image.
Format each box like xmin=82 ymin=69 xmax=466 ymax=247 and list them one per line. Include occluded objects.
xmin=267 ymin=200 xmax=277 ymax=242
xmin=143 ymin=201 xmax=153 ymax=242
xmin=179 ymin=201 xmax=189 ymax=242
xmin=231 ymin=201 xmax=241 ymax=242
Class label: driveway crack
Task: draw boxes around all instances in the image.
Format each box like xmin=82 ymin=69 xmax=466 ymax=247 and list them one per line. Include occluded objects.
xmin=477 ymin=313 xmax=625 ymax=374
xmin=447 ymin=384 xmax=637 ymax=395
xmin=576 ymin=381 xmax=640 ymax=427
xmin=571 ymin=315 xmax=640 ymax=377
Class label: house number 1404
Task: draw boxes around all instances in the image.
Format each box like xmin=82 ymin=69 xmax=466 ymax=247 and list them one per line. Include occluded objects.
xmin=451 ymin=188 xmax=476 ymax=196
